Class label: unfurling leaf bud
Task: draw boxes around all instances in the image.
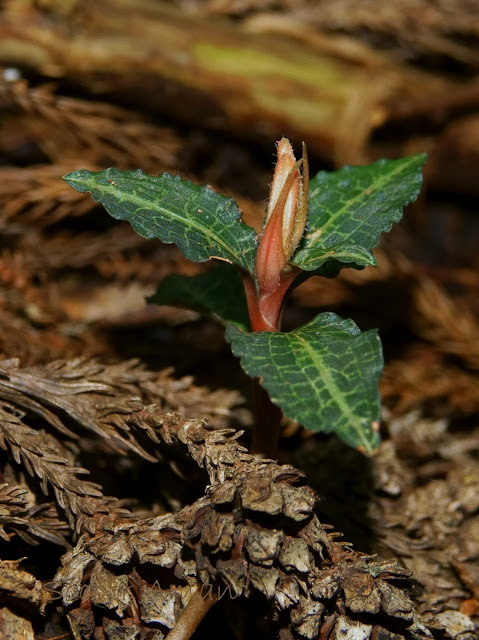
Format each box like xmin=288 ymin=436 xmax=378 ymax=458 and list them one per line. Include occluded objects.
xmin=255 ymin=139 xmax=309 ymax=296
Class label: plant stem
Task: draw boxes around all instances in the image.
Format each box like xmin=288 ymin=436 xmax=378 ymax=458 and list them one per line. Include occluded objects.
xmin=240 ymin=270 xmax=297 ymax=457
xmin=167 ymin=587 xmax=218 ymax=640
xmin=250 ymin=381 xmax=283 ymax=459
xmin=241 ymin=268 xmax=299 ymax=333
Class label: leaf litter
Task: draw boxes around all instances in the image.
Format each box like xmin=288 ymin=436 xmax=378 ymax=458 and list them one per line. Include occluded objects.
xmin=0 ymin=37 xmax=478 ymax=640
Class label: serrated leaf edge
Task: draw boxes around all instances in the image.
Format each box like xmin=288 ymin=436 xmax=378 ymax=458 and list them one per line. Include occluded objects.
xmin=292 ymin=153 xmax=427 ymax=270
xmin=226 ymin=318 xmax=381 ymax=453
xmin=64 ymin=169 xmax=257 ymax=273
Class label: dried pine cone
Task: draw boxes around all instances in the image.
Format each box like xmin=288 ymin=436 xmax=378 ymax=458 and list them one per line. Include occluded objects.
xmin=55 ymin=419 xmax=432 ymax=639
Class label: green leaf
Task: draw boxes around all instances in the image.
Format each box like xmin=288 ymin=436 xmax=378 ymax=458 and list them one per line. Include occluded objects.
xmin=149 ymin=263 xmax=250 ymax=331
xmin=226 ymin=313 xmax=383 ymax=453
xmin=63 ymin=169 xmax=257 ymax=273
xmin=292 ymin=153 xmax=427 ymax=273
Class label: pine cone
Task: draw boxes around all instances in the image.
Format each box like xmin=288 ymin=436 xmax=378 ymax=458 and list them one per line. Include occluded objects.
xmin=55 ymin=419 xmax=432 ymax=639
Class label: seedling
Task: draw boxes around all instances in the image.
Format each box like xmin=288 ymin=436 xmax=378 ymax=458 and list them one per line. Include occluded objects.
xmin=64 ymin=141 xmax=426 ymax=458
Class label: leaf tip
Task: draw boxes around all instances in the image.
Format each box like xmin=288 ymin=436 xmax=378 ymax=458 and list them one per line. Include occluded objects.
xmin=357 ymin=443 xmax=378 ymax=456
xmin=63 ymin=169 xmax=91 ymax=191
xmin=416 ymin=151 xmax=429 ymax=164
xmin=357 ymin=427 xmax=381 ymax=456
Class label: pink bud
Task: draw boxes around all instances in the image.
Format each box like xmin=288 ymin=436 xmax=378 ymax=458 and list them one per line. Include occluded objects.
xmin=255 ymin=139 xmax=308 ymax=296
xmin=265 ymin=139 xmax=299 ymax=229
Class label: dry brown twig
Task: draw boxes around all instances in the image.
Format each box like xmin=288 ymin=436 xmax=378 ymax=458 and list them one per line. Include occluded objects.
xmin=381 ymin=275 xmax=479 ymax=416
xmin=381 ymin=354 xmax=479 ymax=418
xmin=0 ymin=78 xmax=182 ymax=232
xmin=0 ymin=163 xmax=97 ymax=228
xmin=3 ymin=0 xmax=477 ymax=171
xmin=0 ymin=480 xmax=69 ymax=546
xmin=0 ymin=401 xmax=128 ymax=534
xmin=0 ymin=357 xmax=164 ymax=458
xmin=0 ymin=356 xmax=247 ymax=539
xmin=190 ymin=0 xmax=479 ymax=72
xmin=0 ymin=558 xmax=52 ymax=614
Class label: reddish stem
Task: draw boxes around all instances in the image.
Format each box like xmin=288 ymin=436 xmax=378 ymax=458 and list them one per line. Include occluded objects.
xmin=240 ymin=268 xmax=299 ymax=332
xmin=239 ymin=267 xmax=299 ymax=458
xmin=256 ymin=268 xmax=299 ymax=331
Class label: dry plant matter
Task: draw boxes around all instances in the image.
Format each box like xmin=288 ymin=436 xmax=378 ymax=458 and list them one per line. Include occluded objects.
xmin=0 ymin=5 xmax=478 ymax=639
xmin=1 ymin=0 xmax=479 ymax=177
xmin=189 ymin=0 xmax=479 ymax=73
xmin=0 ymin=356 xmax=442 ymax=639
xmin=55 ymin=417 xmax=432 ymax=640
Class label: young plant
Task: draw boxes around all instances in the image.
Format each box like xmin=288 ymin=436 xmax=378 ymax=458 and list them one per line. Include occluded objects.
xmin=64 ymin=141 xmax=426 ymax=459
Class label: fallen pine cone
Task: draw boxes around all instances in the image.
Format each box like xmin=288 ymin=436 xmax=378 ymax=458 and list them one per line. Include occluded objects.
xmin=55 ymin=418 xmax=432 ymax=639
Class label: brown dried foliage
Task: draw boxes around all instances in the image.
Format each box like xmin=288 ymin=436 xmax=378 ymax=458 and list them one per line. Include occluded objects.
xmin=56 ymin=419 xmax=431 ymax=640
xmin=413 ymin=278 xmax=479 ymax=370
xmin=0 ymin=79 xmax=180 ymax=172
xmin=0 ymin=76 xmax=181 ymax=232
xmin=0 ymin=559 xmax=52 ymax=615
xmin=0 ymin=400 xmax=128 ymax=535
xmin=0 ymin=78 xmax=185 ymax=364
xmin=381 ymin=272 xmax=479 ymax=418
xmin=0 ymin=30 xmax=478 ymax=640
xmin=0 ymin=355 xmax=455 ymax=639
xmin=373 ymin=412 xmax=479 ymax=640
xmin=0 ymin=354 xmax=436 ymax=638
xmin=0 ymin=480 xmax=68 ymax=546
xmin=0 ymin=356 xmax=245 ymax=537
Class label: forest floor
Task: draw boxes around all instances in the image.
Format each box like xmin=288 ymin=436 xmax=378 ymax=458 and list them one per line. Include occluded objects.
xmin=0 ymin=2 xmax=478 ymax=639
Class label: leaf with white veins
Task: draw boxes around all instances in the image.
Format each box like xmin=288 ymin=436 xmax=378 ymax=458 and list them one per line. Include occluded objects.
xmin=226 ymin=313 xmax=383 ymax=453
xmin=291 ymin=154 xmax=427 ymax=274
xmin=64 ymin=169 xmax=257 ymax=273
